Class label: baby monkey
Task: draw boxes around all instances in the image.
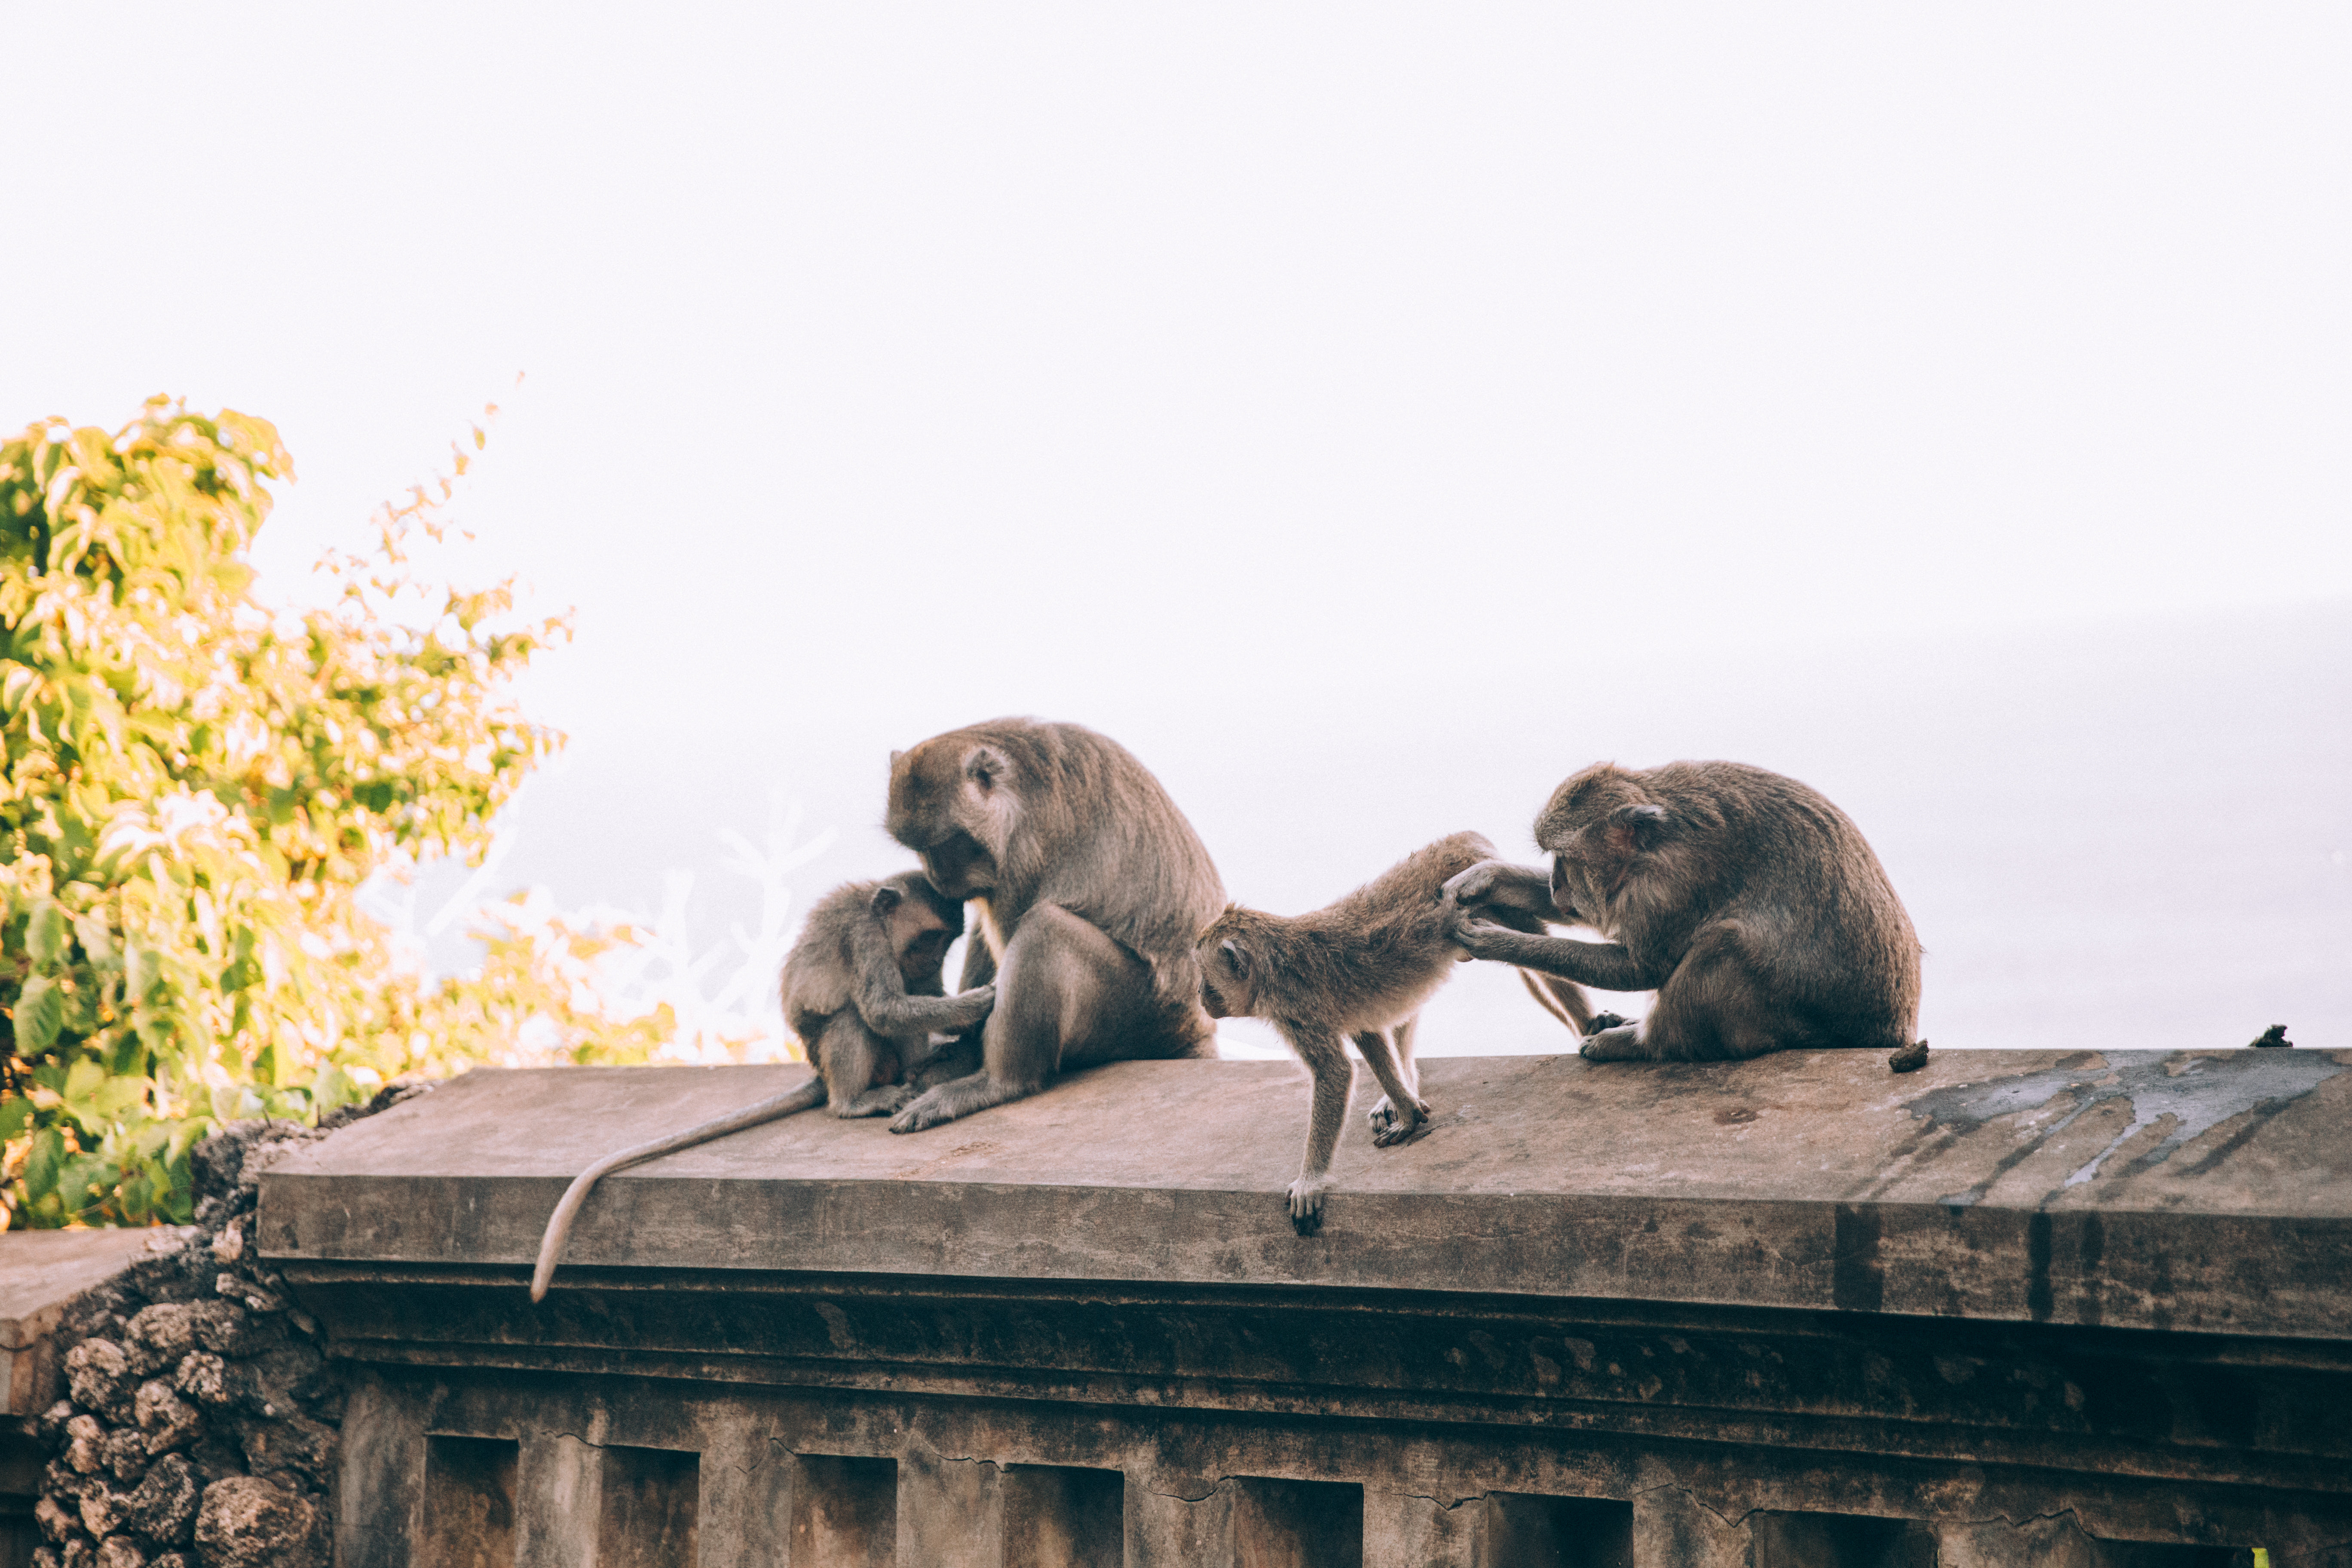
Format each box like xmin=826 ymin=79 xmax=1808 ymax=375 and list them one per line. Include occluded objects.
xmin=530 ymin=870 xmax=993 ymax=1301
xmin=1197 ymin=832 xmax=1589 ymax=1237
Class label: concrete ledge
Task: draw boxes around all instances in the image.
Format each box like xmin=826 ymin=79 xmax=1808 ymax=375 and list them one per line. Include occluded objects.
xmin=259 ymin=1048 xmax=2352 ymax=1338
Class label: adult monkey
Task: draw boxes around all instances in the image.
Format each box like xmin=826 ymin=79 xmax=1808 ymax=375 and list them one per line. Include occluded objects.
xmin=1443 ymin=761 xmax=1922 ymax=1062
xmin=883 ymin=718 xmax=1226 ymax=1131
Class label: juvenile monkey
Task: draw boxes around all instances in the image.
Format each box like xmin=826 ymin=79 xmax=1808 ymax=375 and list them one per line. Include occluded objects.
xmin=1197 ymin=832 xmax=1589 ymax=1236
xmin=529 ymin=871 xmax=992 ymax=1302
xmin=1443 ymin=761 xmax=1921 ymax=1062
xmin=882 ymin=718 xmax=1228 ymax=1133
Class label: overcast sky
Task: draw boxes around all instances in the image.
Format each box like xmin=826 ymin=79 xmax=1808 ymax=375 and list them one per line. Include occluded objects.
xmin=4 ymin=5 xmax=2346 ymax=1051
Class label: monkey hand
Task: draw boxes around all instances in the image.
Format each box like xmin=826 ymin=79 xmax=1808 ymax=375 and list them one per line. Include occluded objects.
xmin=1447 ymin=911 xmax=1517 ymax=960
xmin=1367 ymin=1093 xmax=1432 ymax=1148
xmin=1439 ymin=859 xmax=1507 ymax=910
xmin=1287 ymin=1175 xmax=1332 ymax=1237
xmin=939 ymin=984 xmax=996 ymax=1030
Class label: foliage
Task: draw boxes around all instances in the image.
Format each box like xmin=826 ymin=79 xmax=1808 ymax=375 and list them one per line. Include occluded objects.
xmin=0 ymin=398 xmax=659 ymax=1229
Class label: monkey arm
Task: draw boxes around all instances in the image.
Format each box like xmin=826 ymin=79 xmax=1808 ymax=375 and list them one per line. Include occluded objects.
xmin=1440 ymin=859 xmax=1556 ymax=918
xmin=862 ymin=984 xmax=996 ymax=1035
xmin=1449 ymin=913 xmax=1668 ymax=992
xmin=848 ymin=919 xmax=996 ymax=1035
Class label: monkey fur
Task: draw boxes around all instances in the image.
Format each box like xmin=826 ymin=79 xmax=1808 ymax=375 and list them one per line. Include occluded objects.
xmin=1199 ymin=832 xmax=1591 ymax=1236
xmin=530 ymin=870 xmax=993 ymax=1301
xmin=1444 ymin=761 xmax=1922 ymax=1063
xmin=882 ymin=717 xmax=1227 ymax=1133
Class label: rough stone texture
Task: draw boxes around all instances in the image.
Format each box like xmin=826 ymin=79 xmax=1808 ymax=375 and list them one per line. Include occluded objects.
xmin=263 ymin=1050 xmax=2352 ymax=1338
xmin=8 ymin=1085 xmax=431 ymax=1568
xmin=3 ymin=1233 xmax=181 ymax=1422
xmin=191 ymin=1479 xmax=324 ymax=1568
xmin=264 ymin=1053 xmax=2352 ymax=1567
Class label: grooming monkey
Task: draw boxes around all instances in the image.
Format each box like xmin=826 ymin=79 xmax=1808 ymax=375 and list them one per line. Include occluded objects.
xmin=530 ymin=870 xmax=992 ymax=1302
xmin=1197 ymin=832 xmax=1591 ymax=1236
xmin=882 ymin=717 xmax=1225 ymax=1132
xmin=1444 ymin=761 xmax=1921 ymax=1062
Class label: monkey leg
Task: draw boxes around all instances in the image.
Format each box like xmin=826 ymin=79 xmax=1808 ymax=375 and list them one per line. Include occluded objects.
xmin=1284 ymin=1027 xmax=1356 ymax=1236
xmin=888 ymin=905 xmax=1152 ymax=1134
xmin=1599 ymin=925 xmax=1799 ymax=1063
xmin=1358 ymin=1024 xmax=1431 ymax=1148
xmin=818 ymin=1016 xmax=897 ymax=1114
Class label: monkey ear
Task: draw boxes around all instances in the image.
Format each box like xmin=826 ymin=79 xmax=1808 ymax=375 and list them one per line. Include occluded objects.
xmin=1611 ymin=802 xmax=1669 ymax=850
xmin=870 ymin=885 xmax=904 ymax=917
xmin=965 ymin=745 xmax=1010 ymax=792
xmin=1219 ymin=938 xmax=1249 ymax=976
xmin=889 ymin=748 xmax=905 ymax=768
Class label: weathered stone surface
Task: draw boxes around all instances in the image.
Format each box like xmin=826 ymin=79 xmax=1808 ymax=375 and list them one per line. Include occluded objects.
xmin=122 ymin=1454 xmax=201 ymax=1546
xmin=265 ymin=1051 xmax=2352 ymax=1338
xmin=78 ymin=1485 xmax=126 ymax=1539
xmin=95 ymin=1536 xmax=144 ymax=1568
xmin=122 ymin=1307 xmax=199 ymax=1377
xmin=4 ymin=1229 xmax=185 ymax=1419
xmin=34 ymin=1490 xmax=78 ymax=1543
xmin=134 ymin=1379 xmax=202 ymax=1456
xmin=172 ymin=1352 xmax=233 ymax=1408
xmin=64 ymin=1341 xmax=135 ymax=1424
xmin=100 ymin=1424 xmax=147 ymax=1483
xmin=192 ymin=1476 xmax=325 ymax=1568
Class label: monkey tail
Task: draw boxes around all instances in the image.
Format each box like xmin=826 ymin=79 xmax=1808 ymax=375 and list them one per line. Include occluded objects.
xmin=529 ymin=1078 xmax=826 ymax=1303
xmin=1518 ymin=969 xmax=1596 ymax=1036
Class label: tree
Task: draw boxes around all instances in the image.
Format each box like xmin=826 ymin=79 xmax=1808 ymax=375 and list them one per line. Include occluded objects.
xmin=0 ymin=398 xmax=653 ymax=1228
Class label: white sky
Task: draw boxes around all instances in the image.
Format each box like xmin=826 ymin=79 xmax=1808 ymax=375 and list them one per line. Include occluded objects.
xmin=4 ymin=5 xmax=2348 ymax=1053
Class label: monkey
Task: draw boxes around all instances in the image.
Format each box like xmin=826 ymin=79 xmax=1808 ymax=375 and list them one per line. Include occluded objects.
xmin=1197 ymin=832 xmax=1592 ymax=1236
xmin=1442 ymin=761 xmax=1922 ymax=1063
xmin=881 ymin=718 xmax=1226 ymax=1133
xmin=529 ymin=870 xmax=993 ymax=1302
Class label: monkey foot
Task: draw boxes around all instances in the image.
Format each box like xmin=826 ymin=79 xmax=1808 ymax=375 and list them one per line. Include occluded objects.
xmin=1368 ymin=1096 xmax=1433 ymax=1148
xmin=841 ymin=1084 xmax=917 ymax=1117
xmin=1287 ymin=1179 xmax=1329 ymax=1237
xmin=1584 ymin=1011 xmax=1630 ymax=1035
xmin=1579 ymin=1023 xmax=1646 ymax=1062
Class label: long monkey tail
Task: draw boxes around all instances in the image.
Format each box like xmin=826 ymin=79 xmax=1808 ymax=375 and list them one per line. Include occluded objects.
xmin=529 ymin=1078 xmax=826 ymax=1303
xmin=1518 ymin=968 xmax=1596 ymax=1035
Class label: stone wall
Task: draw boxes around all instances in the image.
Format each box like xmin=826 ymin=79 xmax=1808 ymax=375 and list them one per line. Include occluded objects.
xmin=18 ymin=1089 xmax=426 ymax=1568
xmin=260 ymin=1049 xmax=2352 ymax=1566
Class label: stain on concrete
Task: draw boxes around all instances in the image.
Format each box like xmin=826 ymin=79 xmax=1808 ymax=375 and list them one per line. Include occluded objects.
xmin=1901 ymin=1051 xmax=2347 ymax=1206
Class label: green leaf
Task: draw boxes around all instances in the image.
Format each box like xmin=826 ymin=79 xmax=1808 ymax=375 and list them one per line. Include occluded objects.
xmin=126 ymin=943 xmax=161 ymax=1001
xmin=0 ymin=1095 xmax=31 ymax=1141
xmin=24 ymin=900 xmax=69 ymax=970
xmin=62 ymin=1057 xmax=104 ymax=1105
xmin=14 ymin=975 xmax=64 ymax=1051
xmin=24 ymin=1127 xmax=64 ymax=1201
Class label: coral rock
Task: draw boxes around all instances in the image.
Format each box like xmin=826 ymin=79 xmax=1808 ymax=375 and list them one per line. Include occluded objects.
xmin=121 ymin=1455 xmax=202 ymax=1548
xmin=65 ymin=1341 xmax=135 ymax=1423
xmin=101 ymin=1427 xmax=148 ymax=1485
xmin=123 ymin=1306 xmax=201 ymax=1376
xmin=133 ymin=1381 xmax=203 ymax=1456
xmin=193 ymin=1478 xmax=327 ymax=1568
xmin=34 ymin=1493 xmax=79 ymax=1545
xmin=172 ymin=1353 xmax=233 ymax=1408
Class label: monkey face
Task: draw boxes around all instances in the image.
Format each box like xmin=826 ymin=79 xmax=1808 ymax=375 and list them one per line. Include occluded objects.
xmin=872 ymin=873 xmax=966 ymax=986
xmin=886 ymin=739 xmax=1014 ymax=898
xmin=1197 ymin=937 xmax=1257 ymax=1019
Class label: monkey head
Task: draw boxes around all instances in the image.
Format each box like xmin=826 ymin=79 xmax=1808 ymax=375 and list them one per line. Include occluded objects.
xmin=885 ymin=733 xmax=1024 ymax=900
xmin=1535 ymin=763 xmax=1670 ymax=925
xmin=870 ymin=871 xmax=966 ymax=987
xmin=1193 ymin=908 xmax=1268 ymax=1020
